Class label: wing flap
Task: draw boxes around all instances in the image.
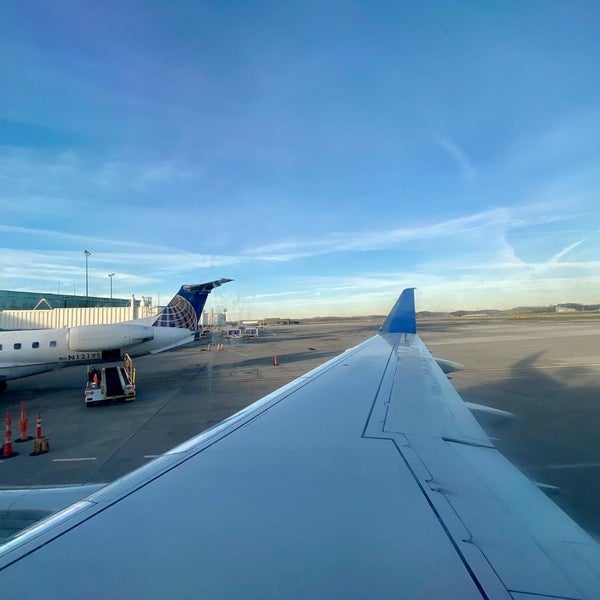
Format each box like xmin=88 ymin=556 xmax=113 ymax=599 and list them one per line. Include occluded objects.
xmin=377 ymin=336 xmax=492 ymax=446
xmin=406 ymin=436 xmax=591 ymax=598
xmin=362 ymin=330 xmax=600 ymax=598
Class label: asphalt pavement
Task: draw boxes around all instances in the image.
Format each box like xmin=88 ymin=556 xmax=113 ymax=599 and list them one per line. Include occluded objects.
xmin=0 ymin=316 xmax=598 ymax=539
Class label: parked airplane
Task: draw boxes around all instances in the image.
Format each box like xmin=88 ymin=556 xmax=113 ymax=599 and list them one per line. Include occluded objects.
xmin=0 ymin=278 xmax=232 ymax=392
xmin=0 ymin=288 xmax=598 ymax=598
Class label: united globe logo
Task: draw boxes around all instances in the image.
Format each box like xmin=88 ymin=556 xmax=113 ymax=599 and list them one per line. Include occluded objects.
xmin=153 ymin=295 xmax=198 ymax=330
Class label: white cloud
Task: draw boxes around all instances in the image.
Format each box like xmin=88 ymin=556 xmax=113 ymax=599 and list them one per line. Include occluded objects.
xmin=505 ymin=111 xmax=600 ymax=173
xmin=435 ymin=137 xmax=476 ymax=182
xmin=243 ymin=204 xmax=571 ymax=262
xmin=548 ymin=239 xmax=585 ymax=263
xmin=2 ymin=201 xmax=598 ymax=317
xmin=0 ymin=148 xmax=200 ymax=205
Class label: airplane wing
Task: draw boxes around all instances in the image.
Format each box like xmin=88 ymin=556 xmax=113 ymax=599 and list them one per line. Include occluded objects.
xmin=0 ymin=289 xmax=599 ymax=598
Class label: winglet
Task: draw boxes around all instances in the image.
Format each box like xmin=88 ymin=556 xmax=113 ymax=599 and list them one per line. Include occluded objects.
xmin=380 ymin=288 xmax=416 ymax=334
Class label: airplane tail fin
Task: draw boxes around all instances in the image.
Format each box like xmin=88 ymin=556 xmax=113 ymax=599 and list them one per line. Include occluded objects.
xmin=152 ymin=278 xmax=233 ymax=329
xmin=380 ymin=288 xmax=416 ymax=334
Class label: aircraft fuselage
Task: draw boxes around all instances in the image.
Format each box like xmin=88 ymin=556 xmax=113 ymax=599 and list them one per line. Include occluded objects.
xmin=0 ymin=324 xmax=193 ymax=383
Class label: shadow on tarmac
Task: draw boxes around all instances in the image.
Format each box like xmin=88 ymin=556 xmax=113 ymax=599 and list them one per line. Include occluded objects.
xmin=456 ymin=351 xmax=600 ymax=540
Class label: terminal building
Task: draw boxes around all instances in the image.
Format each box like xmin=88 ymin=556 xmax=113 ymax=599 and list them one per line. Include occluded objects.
xmin=0 ymin=290 xmax=156 ymax=330
xmin=201 ymin=310 xmax=227 ymax=328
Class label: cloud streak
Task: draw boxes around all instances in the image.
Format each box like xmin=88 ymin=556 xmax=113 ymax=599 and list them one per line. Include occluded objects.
xmin=243 ymin=204 xmax=573 ymax=261
xmin=548 ymin=239 xmax=585 ymax=263
xmin=436 ymin=137 xmax=476 ymax=182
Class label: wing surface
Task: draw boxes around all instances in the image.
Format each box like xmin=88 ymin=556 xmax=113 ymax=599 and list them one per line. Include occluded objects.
xmin=0 ymin=289 xmax=599 ymax=599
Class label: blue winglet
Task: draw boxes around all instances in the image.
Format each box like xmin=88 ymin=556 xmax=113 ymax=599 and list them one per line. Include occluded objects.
xmin=380 ymin=288 xmax=416 ymax=334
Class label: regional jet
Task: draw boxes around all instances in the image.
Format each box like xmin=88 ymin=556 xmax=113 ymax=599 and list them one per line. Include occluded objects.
xmin=0 ymin=278 xmax=232 ymax=392
xmin=0 ymin=288 xmax=598 ymax=598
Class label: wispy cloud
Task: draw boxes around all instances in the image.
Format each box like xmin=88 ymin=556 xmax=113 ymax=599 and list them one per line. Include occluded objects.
xmin=548 ymin=239 xmax=585 ymax=263
xmin=435 ymin=137 xmax=476 ymax=182
xmin=92 ymin=159 xmax=198 ymax=191
xmin=1 ymin=203 xmax=584 ymax=297
xmin=0 ymin=148 xmax=200 ymax=205
xmin=244 ymin=204 xmax=571 ymax=261
xmin=505 ymin=110 xmax=600 ymax=173
xmin=0 ymin=224 xmax=193 ymax=252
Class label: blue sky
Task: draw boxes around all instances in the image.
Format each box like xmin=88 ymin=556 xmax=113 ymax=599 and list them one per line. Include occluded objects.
xmin=1 ymin=1 xmax=599 ymax=318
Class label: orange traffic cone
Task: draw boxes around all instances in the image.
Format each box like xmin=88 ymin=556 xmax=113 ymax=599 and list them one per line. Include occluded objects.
xmin=31 ymin=413 xmax=49 ymax=456
xmin=16 ymin=401 xmax=33 ymax=443
xmin=3 ymin=411 xmax=16 ymax=458
xmin=36 ymin=412 xmax=42 ymax=439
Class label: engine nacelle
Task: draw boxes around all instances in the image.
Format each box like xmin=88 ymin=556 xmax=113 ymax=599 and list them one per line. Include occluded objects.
xmin=68 ymin=324 xmax=155 ymax=352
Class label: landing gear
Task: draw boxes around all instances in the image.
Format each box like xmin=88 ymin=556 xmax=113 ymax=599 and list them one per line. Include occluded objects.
xmin=0 ymin=381 xmax=7 ymax=393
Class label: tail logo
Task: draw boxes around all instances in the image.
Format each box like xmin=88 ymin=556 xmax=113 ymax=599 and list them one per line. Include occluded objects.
xmin=153 ymin=295 xmax=198 ymax=330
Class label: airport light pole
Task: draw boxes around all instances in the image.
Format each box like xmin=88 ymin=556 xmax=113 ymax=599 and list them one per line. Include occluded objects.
xmin=84 ymin=250 xmax=91 ymax=297
xmin=108 ymin=273 xmax=115 ymax=298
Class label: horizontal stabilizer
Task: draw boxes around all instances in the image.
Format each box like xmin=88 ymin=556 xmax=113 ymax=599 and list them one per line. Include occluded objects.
xmin=380 ymin=288 xmax=416 ymax=334
xmin=153 ymin=278 xmax=233 ymax=329
xmin=181 ymin=279 xmax=233 ymax=294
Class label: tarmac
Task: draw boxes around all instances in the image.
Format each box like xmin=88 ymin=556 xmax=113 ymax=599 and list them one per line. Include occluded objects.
xmin=0 ymin=316 xmax=598 ymax=539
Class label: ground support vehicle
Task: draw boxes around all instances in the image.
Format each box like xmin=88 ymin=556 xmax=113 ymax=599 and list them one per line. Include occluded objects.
xmin=84 ymin=354 xmax=135 ymax=406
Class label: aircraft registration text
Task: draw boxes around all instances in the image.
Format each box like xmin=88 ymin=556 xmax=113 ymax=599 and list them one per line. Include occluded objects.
xmin=60 ymin=352 xmax=103 ymax=362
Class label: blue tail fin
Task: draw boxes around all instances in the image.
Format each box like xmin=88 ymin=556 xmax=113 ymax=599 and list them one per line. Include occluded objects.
xmin=380 ymin=288 xmax=416 ymax=334
xmin=152 ymin=278 xmax=233 ymax=329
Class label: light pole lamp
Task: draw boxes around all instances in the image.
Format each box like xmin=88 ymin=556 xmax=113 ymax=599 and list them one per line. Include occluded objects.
xmin=108 ymin=273 xmax=115 ymax=299
xmin=84 ymin=250 xmax=91 ymax=297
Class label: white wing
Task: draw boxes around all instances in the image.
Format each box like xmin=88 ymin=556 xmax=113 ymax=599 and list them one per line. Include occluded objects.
xmin=0 ymin=289 xmax=598 ymax=599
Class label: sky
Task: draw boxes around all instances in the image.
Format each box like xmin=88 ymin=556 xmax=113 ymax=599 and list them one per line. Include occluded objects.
xmin=1 ymin=1 xmax=599 ymax=319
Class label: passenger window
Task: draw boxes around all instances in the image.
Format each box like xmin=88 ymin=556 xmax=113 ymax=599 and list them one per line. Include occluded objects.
xmin=14 ymin=343 xmax=22 ymax=350
xmin=32 ymin=342 xmax=40 ymax=349
xmin=49 ymin=341 xmax=57 ymax=347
